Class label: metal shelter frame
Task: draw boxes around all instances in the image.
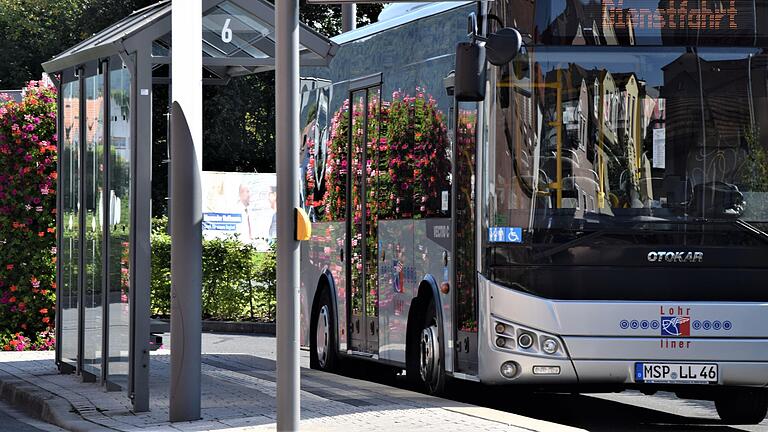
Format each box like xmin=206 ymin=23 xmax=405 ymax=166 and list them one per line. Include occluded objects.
xmin=42 ymin=0 xmax=337 ymax=413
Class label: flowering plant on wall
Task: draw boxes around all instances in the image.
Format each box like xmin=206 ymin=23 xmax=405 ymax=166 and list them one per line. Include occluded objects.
xmin=0 ymin=81 xmax=57 ymax=350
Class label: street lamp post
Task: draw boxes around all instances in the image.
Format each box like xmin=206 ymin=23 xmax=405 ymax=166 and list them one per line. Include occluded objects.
xmin=275 ymin=1 xmax=301 ymax=430
xmin=342 ymin=4 xmax=356 ymax=32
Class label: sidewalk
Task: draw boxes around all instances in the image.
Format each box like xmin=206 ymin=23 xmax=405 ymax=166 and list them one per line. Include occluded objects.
xmin=0 ymin=350 xmax=583 ymax=432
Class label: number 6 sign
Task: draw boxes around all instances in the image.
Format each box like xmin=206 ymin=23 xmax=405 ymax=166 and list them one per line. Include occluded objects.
xmin=221 ymin=18 xmax=233 ymax=43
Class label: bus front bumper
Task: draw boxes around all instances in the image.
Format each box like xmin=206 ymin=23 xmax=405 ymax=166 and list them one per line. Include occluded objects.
xmin=477 ymin=334 xmax=768 ymax=387
xmin=477 ymin=276 xmax=768 ymax=387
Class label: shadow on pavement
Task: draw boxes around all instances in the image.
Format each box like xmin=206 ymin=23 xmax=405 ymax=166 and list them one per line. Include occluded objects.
xmin=311 ymin=355 xmax=749 ymax=432
xmin=200 ymin=353 xmax=756 ymax=431
xmin=448 ymin=381 xmax=743 ymax=432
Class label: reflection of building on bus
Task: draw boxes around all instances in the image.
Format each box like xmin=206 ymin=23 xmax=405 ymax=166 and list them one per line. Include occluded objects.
xmin=661 ymin=53 xmax=768 ymax=202
xmin=532 ymin=45 xmax=768 ymax=215
xmin=533 ymin=63 xmax=655 ymax=214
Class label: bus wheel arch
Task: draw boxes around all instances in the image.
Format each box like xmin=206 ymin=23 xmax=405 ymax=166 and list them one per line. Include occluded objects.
xmin=309 ymin=272 xmax=339 ymax=371
xmin=406 ymin=277 xmax=446 ymax=395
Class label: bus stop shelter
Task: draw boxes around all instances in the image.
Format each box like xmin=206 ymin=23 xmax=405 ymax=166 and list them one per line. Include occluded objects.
xmin=42 ymin=0 xmax=337 ymax=412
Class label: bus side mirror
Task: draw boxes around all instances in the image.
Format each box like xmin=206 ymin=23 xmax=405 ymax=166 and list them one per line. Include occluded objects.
xmin=454 ymin=24 xmax=523 ymax=102
xmin=454 ymin=41 xmax=486 ymax=102
xmin=486 ymin=28 xmax=523 ymax=66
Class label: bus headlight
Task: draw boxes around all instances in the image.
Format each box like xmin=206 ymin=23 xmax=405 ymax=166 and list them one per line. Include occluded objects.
xmin=495 ymin=336 xmax=507 ymax=348
xmin=500 ymin=361 xmax=518 ymax=379
xmin=517 ymin=332 xmax=534 ymax=349
xmin=542 ymin=338 xmax=558 ymax=354
xmin=494 ymin=322 xmax=506 ymax=334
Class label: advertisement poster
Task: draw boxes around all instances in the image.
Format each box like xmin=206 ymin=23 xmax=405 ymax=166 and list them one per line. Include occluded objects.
xmin=202 ymin=171 xmax=276 ymax=251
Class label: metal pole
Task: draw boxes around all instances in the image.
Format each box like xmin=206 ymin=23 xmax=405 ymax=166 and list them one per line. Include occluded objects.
xmin=342 ymin=3 xmax=356 ymax=33
xmin=169 ymin=0 xmax=202 ymax=422
xmin=127 ymin=45 xmax=152 ymax=412
xmin=276 ymin=0 xmax=300 ymax=430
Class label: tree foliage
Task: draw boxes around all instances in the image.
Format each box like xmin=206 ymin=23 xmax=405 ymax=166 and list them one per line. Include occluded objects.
xmin=299 ymin=1 xmax=383 ymax=36
xmin=0 ymin=0 xmax=155 ymax=88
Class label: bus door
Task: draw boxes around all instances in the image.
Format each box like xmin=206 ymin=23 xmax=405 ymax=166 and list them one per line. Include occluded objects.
xmin=347 ymin=80 xmax=382 ymax=354
xmin=453 ymin=101 xmax=480 ymax=374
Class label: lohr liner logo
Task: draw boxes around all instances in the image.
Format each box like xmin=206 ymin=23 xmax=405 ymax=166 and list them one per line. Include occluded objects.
xmin=661 ymin=316 xmax=690 ymax=336
xmin=619 ymin=306 xmax=734 ymax=336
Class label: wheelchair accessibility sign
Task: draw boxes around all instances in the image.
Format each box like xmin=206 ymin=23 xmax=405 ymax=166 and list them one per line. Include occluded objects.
xmin=488 ymin=227 xmax=523 ymax=243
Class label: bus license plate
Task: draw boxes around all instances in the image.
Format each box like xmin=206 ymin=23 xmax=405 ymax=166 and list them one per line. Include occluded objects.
xmin=635 ymin=363 xmax=718 ymax=384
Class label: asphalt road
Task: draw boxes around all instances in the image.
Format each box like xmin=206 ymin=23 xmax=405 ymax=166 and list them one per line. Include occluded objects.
xmin=186 ymin=332 xmax=767 ymax=432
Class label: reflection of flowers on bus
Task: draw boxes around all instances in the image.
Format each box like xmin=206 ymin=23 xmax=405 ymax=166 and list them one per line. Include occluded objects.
xmin=308 ymin=88 xmax=451 ymax=222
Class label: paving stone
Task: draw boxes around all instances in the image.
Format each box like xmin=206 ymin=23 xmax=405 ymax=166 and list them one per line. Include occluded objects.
xmin=0 ymin=351 xmax=571 ymax=432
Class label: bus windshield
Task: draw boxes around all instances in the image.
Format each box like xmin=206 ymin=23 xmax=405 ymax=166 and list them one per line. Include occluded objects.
xmin=488 ymin=45 xmax=768 ymax=234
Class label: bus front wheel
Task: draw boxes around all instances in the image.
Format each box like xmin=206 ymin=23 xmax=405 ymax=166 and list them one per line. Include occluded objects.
xmin=714 ymin=388 xmax=768 ymax=425
xmin=407 ymin=297 xmax=445 ymax=395
xmin=310 ymin=289 xmax=337 ymax=371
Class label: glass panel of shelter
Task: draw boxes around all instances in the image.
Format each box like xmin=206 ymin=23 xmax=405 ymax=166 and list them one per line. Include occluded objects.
xmin=59 ymin=78 xmax=81 ymax=370
xmin=202 ymin=0 xmax=272 ymax=59
xmin=56 ymin=58 xmax=132 ymax=390
xmin=83 ymin=68 xmax=106 ymax=381
xmin=107 ymin=62 xmax=132 ymax=389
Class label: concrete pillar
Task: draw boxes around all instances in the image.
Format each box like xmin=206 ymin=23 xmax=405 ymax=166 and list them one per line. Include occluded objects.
xmin=169 ymin=0 xmax=202 ymax=422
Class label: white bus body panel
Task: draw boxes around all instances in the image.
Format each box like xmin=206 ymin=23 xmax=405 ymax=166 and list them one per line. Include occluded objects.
xmin=478 ymin=275 xmax=768 ymax=386
xmin=415 ymin=218 xmax=453 ymax=372
xmin=377 ymin=219 xmax=415 ymax=364
xmin=300 ymin=221 xmax=346 ymax=351
xmin=303 ymin=218 xmax=453 ymax=370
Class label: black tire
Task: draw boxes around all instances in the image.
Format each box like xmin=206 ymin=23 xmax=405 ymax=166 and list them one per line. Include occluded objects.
xmin=406 ymin=296 xmax=446 ymax=395
xmin=309 ymin=289 xmax=337 ymax=371
xmin=715 ymin=388 xmax=768 ymax=425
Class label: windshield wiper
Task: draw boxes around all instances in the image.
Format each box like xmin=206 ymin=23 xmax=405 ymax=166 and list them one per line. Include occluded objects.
xmin=688 ymin=218 xmax=768 ymax=244
xmin=732 ymin=219 xmax=768 ymax=244
xmin=532 ymin=229 xmax=610 ymax=261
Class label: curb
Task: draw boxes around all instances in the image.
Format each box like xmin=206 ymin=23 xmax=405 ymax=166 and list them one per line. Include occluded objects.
xmin=154 ymin=319 xmax=276 ymax=335
xmin=0 ymin=371 xmax=112 ymax=432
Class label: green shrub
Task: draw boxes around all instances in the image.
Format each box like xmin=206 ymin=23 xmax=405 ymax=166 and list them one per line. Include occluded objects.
xmin=150 ymin=217 xmax=276 ymax=321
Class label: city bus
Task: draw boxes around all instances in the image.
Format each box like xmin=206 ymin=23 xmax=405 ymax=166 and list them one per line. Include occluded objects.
xmin=298 ymin=1 xmax=768 ymax=424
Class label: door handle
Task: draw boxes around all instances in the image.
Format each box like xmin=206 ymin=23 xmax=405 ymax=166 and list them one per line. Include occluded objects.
xmin=340 ymin=248 xmax=344 ymax=262
xmin=443 ymin=250 xmax=448 ymax=266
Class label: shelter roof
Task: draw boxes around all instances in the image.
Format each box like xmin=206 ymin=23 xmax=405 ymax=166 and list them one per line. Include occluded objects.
xmin=42 ymin=0 xmax=337 ymax=78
